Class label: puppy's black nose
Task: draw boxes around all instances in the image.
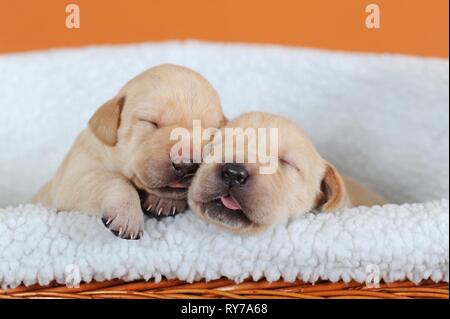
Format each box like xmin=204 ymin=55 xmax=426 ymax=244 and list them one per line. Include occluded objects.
xmin=172 ymin=160 xmax=199 ymax=178
xmin=222 ymin=163 xmax=249 ymax=187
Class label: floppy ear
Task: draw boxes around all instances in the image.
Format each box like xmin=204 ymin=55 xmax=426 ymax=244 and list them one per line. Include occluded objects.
xmin=315 ymin=163 xmax=349 ymax=212
xmin=88 ymin=96 xmax=125 ymax=146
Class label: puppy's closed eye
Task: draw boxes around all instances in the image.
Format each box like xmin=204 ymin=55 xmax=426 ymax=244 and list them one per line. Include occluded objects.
xmin=139 ymin=118 xmax=159 ymax=129
xmin=279 ymin=157 xmax=300 ymax=173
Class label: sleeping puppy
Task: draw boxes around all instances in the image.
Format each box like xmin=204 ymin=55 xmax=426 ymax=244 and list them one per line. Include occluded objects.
xmin=188 ymin=112 xmax=384 ymax=234
xmin=33 ymin=64 xmax=226 ymax=240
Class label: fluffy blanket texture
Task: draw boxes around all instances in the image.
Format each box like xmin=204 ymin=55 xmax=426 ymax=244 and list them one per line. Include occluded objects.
xmin=0 ymin=41 xmax=448 ymax=288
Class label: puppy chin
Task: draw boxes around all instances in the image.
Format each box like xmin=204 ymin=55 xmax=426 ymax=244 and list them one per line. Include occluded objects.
xmin=188 ymin=198 xmax=271 ymax=235
xmin=146 ymin=187 xmax=188 ymax=200
xmin=131 ymin=171 xmax=189 ymax=200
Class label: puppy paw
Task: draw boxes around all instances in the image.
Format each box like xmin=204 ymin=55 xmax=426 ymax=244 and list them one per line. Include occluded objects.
xmin=142 ymin=193 xmax=187 ymax=218
xmin=101 ymin=204 xmax=145 ymax=240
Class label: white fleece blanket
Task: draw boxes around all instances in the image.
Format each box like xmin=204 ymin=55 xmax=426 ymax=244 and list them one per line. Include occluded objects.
xmin=0 ymin=41 xmax=448 ymax=288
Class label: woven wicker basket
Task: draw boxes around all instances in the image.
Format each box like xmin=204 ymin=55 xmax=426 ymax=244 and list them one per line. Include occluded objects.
xmin=1 ymin=278 xmax=448 ymax=299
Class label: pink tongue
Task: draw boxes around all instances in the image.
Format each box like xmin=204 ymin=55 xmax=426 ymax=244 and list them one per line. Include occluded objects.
xmin=169 ymin=182 xmax=188 ymax=189
xmin=220 ymin=196 xmax=241 ymax=210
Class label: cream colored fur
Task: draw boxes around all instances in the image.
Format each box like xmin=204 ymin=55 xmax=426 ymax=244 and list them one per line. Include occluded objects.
xmin=33 ymin=64 xmax=226 ymax=239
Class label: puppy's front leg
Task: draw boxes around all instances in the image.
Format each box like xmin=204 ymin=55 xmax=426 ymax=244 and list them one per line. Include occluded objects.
xmin=58 ymin=171 xmax=145 ymax=240
xmin=99 ymin=179 xmax=145 ymax=240
xmin=142 ymin=193 xmax=187 ymax=217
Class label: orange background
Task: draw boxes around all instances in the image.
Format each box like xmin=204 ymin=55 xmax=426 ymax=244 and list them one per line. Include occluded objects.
xmin=0 ymin=0 xmax=448 ymax=57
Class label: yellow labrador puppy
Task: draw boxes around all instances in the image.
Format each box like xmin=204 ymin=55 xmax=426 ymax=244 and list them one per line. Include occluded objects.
xmin=33 ymin=64 xmax=226 ymax=240
xmin=188 ymin=112 xmax=384 ymax=234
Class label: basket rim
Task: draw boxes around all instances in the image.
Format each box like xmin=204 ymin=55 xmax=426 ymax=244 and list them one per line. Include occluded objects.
xmin=1 ymin=278 xmax=448 ymax=299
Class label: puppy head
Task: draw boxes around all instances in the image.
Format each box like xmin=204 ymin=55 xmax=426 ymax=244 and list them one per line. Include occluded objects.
xmin=188 ymin=112 xmax=349 ymax=234
xmin=89 ymin=64 xmax=226 ymax=199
